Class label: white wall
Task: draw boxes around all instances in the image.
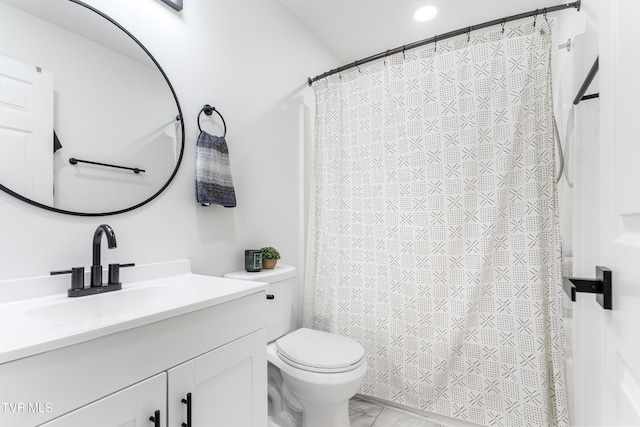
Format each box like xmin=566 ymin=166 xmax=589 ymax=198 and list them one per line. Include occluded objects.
xmin=0 ymin=0 xmax=339 ymax=326
xmin=565 ymin=0 xmax=601 ymax=425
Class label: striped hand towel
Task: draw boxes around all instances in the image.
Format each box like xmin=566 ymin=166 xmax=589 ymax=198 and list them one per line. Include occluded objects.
xmin=195 ymin=131 xmax=236 ymax=207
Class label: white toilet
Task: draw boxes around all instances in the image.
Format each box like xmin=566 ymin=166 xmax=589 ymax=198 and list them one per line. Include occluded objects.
xmin=224 ymin=265 xmax=367 ymax=427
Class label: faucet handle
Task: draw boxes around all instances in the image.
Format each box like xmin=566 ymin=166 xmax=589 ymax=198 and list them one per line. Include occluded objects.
xmin=50 ymin=267 xmax=85 ymax=291
xmin=108 ymin=263 xmax=135 ymax=286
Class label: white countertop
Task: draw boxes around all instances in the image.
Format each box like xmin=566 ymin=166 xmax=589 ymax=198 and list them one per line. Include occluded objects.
xmin=0 ymin=261 xmax=266 ymax=364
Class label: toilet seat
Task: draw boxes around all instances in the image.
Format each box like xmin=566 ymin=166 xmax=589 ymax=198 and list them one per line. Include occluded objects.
xmin=275 ymin=328 xmax=365 ymax=373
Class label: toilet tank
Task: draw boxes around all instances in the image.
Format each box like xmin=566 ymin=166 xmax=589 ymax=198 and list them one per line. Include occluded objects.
xmin=223 ymin=265 xmax=296 ymax=342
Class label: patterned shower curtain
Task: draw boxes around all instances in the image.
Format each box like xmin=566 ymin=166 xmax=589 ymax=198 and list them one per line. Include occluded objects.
xmin=303 ymin=22 xmax=567 ymax=427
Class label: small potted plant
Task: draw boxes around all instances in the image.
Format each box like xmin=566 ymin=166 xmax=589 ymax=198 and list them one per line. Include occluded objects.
xmin=261 ymin=246 xmax=281 ymax=269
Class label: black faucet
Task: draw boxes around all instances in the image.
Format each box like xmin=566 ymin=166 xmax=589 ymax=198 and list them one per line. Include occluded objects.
xmin=91 ymin=224 xmax=117 ymax=287
xmin=50 ymin=224 xmax=134 ymax=297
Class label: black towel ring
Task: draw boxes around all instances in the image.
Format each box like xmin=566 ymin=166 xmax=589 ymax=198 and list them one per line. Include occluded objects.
xmin=198 ymin=104 xmax=227 ymax=137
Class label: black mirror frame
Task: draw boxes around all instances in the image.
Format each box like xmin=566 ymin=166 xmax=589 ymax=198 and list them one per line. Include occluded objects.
xmin=0 ymin=0 xmax=185 ymax=216
xmin=160 ymin=0 xmax=183 ymax=11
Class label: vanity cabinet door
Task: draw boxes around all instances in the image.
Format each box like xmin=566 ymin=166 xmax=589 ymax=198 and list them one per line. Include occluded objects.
xmin=40 ymin=373 xmax=166 ymax=427
xmin=168 ymin=329 xmax=267 ymax=427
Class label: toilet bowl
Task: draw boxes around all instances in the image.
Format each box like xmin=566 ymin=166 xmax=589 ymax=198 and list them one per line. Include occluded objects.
xmin=224 ymin=266 xmax=367 ymax=427
xmin=268 ymin=328 xmax=368 ymax=427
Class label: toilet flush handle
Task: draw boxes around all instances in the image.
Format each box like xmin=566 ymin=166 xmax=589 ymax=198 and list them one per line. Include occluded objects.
xmin=266 ymin=294 xmax=275 ymax=300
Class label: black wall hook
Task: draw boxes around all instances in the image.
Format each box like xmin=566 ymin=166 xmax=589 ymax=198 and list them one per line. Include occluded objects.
xmin=563 ymin=266 xmax=612 ymax=310
xmin=198 ymin=104 xmax=227 ymax=137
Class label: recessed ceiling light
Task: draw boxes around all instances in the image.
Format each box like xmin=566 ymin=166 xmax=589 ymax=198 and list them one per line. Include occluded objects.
xmin=414 ymin=5 xmax=439 ymax=22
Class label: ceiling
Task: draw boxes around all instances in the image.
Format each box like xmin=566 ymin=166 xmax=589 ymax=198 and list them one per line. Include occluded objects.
xmin=277 ymin=0 xmax=570 ymax=67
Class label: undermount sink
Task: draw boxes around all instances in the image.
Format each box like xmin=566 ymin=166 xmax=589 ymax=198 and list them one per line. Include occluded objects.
xmin=25 ymin=284 xmax=195 ymax=324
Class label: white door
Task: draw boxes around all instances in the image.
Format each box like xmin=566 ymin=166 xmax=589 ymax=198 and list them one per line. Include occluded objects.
xmin=0 ymin=54 xmax=53 ymax=205
xmin=572 ymin=0 xmax=640 ymax=425
xmin=168 ymin=330 xmax=267 ymax=427
xmin=40 ymin=373 xmax=166 ymax=427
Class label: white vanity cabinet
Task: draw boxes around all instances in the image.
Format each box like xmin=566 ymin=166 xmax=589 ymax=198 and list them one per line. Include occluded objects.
xmin=0 ymin=281 xmax=267 ymax=427
xmin=168 ymin=330 xmax=267 ymax=427
xmin=38 ymin=328 xmax=267 ymax=427
xmin=40 ymin=373 xmax=167 ymax=427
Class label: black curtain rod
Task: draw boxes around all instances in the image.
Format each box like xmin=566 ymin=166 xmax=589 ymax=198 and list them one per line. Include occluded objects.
xmin=308 ymin=1 xmax=581 ymax=85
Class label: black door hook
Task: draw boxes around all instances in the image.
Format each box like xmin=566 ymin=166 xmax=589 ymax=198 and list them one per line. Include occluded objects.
xmin=563 ymin=266 xmax=612 ymax=310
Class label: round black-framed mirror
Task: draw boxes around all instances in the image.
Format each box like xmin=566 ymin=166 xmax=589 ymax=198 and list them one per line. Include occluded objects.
xmin=0 ymin=0 xmax=184 ymax=216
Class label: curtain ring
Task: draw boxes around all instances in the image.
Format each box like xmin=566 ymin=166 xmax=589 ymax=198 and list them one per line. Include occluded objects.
xmin=434 ymin=35 xmax=437 ymax=53
xmin=533 ymin=8 xmax=539 ymax=27
xmin=467 ymin=26 xmax=472 ymax=43
xmin=384 ymin=49 xmax=390 ymax=65
xmin=402 ymin=46 xmax=406 ymax=60
xmin=354 ymin=61 xmax=361 ymax=73
xmin=501 ymin=18 xmax=506 ymax=34
xmin=543 ymin=7 xmax=549 ymax=24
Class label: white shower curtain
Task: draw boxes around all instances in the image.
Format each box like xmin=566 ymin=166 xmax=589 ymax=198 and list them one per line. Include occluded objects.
xmin=304 ymin=22 xmax=567 ymax=427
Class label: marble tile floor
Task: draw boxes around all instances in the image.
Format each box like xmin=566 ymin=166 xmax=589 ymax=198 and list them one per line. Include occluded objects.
xmin=349 ymin=396 xmax=444 ymax=427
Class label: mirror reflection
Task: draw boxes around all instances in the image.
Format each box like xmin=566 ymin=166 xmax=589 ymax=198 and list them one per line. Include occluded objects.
xmin=0 ymin=0 xmax=183 ymax=214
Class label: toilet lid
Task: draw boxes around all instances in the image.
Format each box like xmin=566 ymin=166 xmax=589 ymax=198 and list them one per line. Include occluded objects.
xmin=275 ymin=328 xmax=365 ymax=373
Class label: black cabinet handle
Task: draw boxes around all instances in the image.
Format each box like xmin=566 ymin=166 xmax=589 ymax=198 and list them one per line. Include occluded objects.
xmin=181 ymin=392 xmax=192 ymax=427
xmin=266 ymin=294 xmax=275 ymax=300
xmin=149 ymin=409 xmax=160 ymax=427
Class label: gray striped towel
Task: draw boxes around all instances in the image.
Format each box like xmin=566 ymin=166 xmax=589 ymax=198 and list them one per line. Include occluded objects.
xmin=195 ymin=131 xmax=236 ymax=207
